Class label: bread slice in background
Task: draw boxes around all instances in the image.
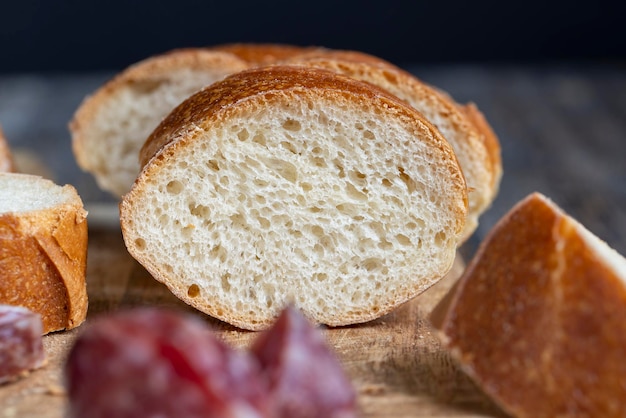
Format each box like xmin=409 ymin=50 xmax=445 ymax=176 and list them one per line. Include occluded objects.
xmin=0 ymin=173 xmax=88 ymax=334
xmin=70 ymin=48 xmax=251 ymax=197
xmin=431 ymin=192 xmax=626 ymax=417
xmin=122 ymin=65 xmax=468 ymax=330
xmin=0 ymin=124 xmax=16 ymax=172
xmin=281 ymin=50 xmax=500 ymax=242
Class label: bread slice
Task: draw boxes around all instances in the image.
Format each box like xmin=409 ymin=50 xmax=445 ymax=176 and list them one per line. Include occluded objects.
xmin=121 ymin=65 xmax=468 ymax=330
xmin=431 ymin=192 xmax=626 ymax=417
xmin=0 ymin=124 xmax=16 ymax=172
xmin=0 ymin=173 xmax=88 ymax=334
xmin=70 ymin=48 xmax=251 ymax=197
xmin=280 ymin=50 xmax=499 ymax=241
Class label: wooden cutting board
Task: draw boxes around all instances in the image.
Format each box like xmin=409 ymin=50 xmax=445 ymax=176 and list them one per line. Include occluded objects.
xmin=0 ymin=225 xmax=507 ymax=418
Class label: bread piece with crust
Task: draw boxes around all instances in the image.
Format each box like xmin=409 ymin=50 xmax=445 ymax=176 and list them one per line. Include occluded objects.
xmin=431 ymin=192 xmax=626 ymax=417
xmin=0 ymin=125 xmax=16 ymax=172
xmin=0 ymin=173 xmax=88 ymax=334
xmin=281 ymin=50 xmax=499 ymax=241
xmin=122 ymin=65 xmax=468 ymax=330
xmin=70 ymin=48 xmax=251 ymax=197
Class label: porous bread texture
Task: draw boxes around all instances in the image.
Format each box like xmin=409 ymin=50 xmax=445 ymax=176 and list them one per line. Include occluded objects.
xmin=0 ymin=125 xmax=15 ymax=172
xmin=70 ymin=49 xmax=250 ymax=197
xmin=122 ymin=66 xmax=467 ymax=330
xmin=281 ymin=50 xmax=497 ymax=242
xmin=431 ymin=192 xmax=626 ymax=417
xmin=0 ymin=173 xmax=88 ymax=333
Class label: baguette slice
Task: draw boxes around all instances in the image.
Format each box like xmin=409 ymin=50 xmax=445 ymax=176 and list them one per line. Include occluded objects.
xmin=431 ymin=192 xmax=626 ymax=417
xmin=122 ymin=65 xmax=468 ymax=330
xmin=0 ymin=173 xmax=88 ymax=334
xmin=70 ymin=48 xmax=251 ymax=197
xmin=281 ymin=50 xmax=499 ymax=242
xmin=0 ymin=124 xmax=16 ymax=172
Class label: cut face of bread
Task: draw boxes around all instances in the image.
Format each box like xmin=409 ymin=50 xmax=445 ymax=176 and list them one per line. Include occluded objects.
xmin=122 ymin=66 xmax=467 ymax=330
xmin=281 ymin=50 xmax=498 ymax=242
xmin=431 ymin=192 xmax=626 ymax=417
xmin=0 ymin=125 xmax=15 ymax=172
xmin=70 ymin=49 xmax=251 ymax=197
xmin=0 ymin=173 xmax=88 ymax=333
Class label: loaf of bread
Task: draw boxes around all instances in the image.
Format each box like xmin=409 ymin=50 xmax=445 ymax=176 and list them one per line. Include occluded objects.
xmin=431 ymin=192 xmax=626 ymax=417
xmin=0 ymin=173 xmax=88 ymax=334
xmin=70 ymin=48 xmax=250 ymax=196
xmin=121 ymin=65 xmax=468 ymax=330
xmin=0 ymin=124 xmax=16 ymax=172
xmin=280 ymin=50 xmax=500 ymax=241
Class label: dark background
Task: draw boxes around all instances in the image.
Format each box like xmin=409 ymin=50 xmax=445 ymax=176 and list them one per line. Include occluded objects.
xmin=2 ymin=0 xmax=625 ymax=74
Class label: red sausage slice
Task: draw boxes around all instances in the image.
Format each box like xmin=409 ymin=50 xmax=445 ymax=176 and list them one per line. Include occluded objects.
xmin=251 ymin=306 xmax=358 ymax=418
xmin=65 ymin=308 xmax=269 ymax=418
xmin=0 ymin=304 xmax=45 ymax=384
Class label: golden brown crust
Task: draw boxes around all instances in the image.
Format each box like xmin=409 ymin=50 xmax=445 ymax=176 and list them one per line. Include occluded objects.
xmin=0 ymin=184 xmax=88 ymax=334
xmin=431 ymin=193 xmax=626 ymax=417
xmin=209 ymin=43 xmax=323 ymax=65
xmin=70 ymin=48 xmax=250 ymax=172
xmin=0 ymin=125 xmax=16 ymax=172
xmin=461 ymin=102 xmax=502 ymax=193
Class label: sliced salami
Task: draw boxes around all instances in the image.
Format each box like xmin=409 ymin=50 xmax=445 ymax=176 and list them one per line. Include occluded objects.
xmin=0 ymin=304 xmax=45 ymax=384
xmin=65 ymin=308 xmax=269 ymax=418
xmin=251 ymin=306 xmax=358 ymax=418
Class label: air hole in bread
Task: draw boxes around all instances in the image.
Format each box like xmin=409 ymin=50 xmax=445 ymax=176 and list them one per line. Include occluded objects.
xmin=229 ymin=213 xmax=247 ymax=228
xmin=346 ymin=183 xmax=367 ymax=201
xmin=313 ymin=243 xmax=325 ymax=255
xmin=258 ymin=217 xmax=270 ymax=229
xmin=382 ymin=178 xmax=393 ymax=188
xmin=207 ymin=160 xmax=220 ymax=171
xmin=354 ymin=122 xmax=364 ymax=131
xmin=210 ymin=245 xmax=227 ymax=263
xmin=301 ymin=182 xmax=313 ymax=192
xmin=311 ymin=157 xmax=326 ymax=168
xmin=314 ymin=272 xmax=328 ymax=282
xmin=280 ymin=141 xmax=298 ymax=154
xmin=396 ymin=234 xmax=411 ymax=246
xmin=362 ymin=257 xmax=383 ymax=272
xmin=134 ymin=238 xmax=146 ymax=251
xmin=182 ymin=224 xmax=195 ymax=237
xmin=348 ymin=170 xmax=367 ymax=186
xmin=336 ymin=203 xmax=358 ymax=217
xmin=282 ymin=119 xmax=302 ymax=132
xmin=187 ymin=284 xmax=200 ymax=298
xmin=221 ymin=273 xmax=232 ymax=292
xmin=435 ymin=231 xmax=446 ymax=247
xmin=219 ymin=176 xmax=230 ymax=186
xmin=189 ymin=203 xmax=211 ymax=219
xmin=363 ymin=130 xmax=375 ymax=140
xmin=166 ymin=180 xmax=184 ymax=194
xmin=398 ymin=167 xmax=416 ymax=193
xmin=252 ymin=133 xmax=266 ymax=146
xmin=130 ymin=79 xmax=162 ymax=95
xmin=237 ymin=129 xmax=250 ymax=141
xmin=263 ymin=158 xmax=298 ymax=183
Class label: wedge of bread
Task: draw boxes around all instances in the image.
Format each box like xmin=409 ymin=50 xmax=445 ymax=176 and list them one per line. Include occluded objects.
xmin=0 ymin=125 xmax=16 ymax=172
xmin=0 ymin=173 xmax=88 ymax=334
xmin=431 ymin=192 xmax=626 ymax=417
xmin=281 ymin=50 xmax=499 ymax=241
xmin=70 ymin=48 xmax=251 ymax=197
xmin=121 ymin=66 xmax=468 ymax=330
